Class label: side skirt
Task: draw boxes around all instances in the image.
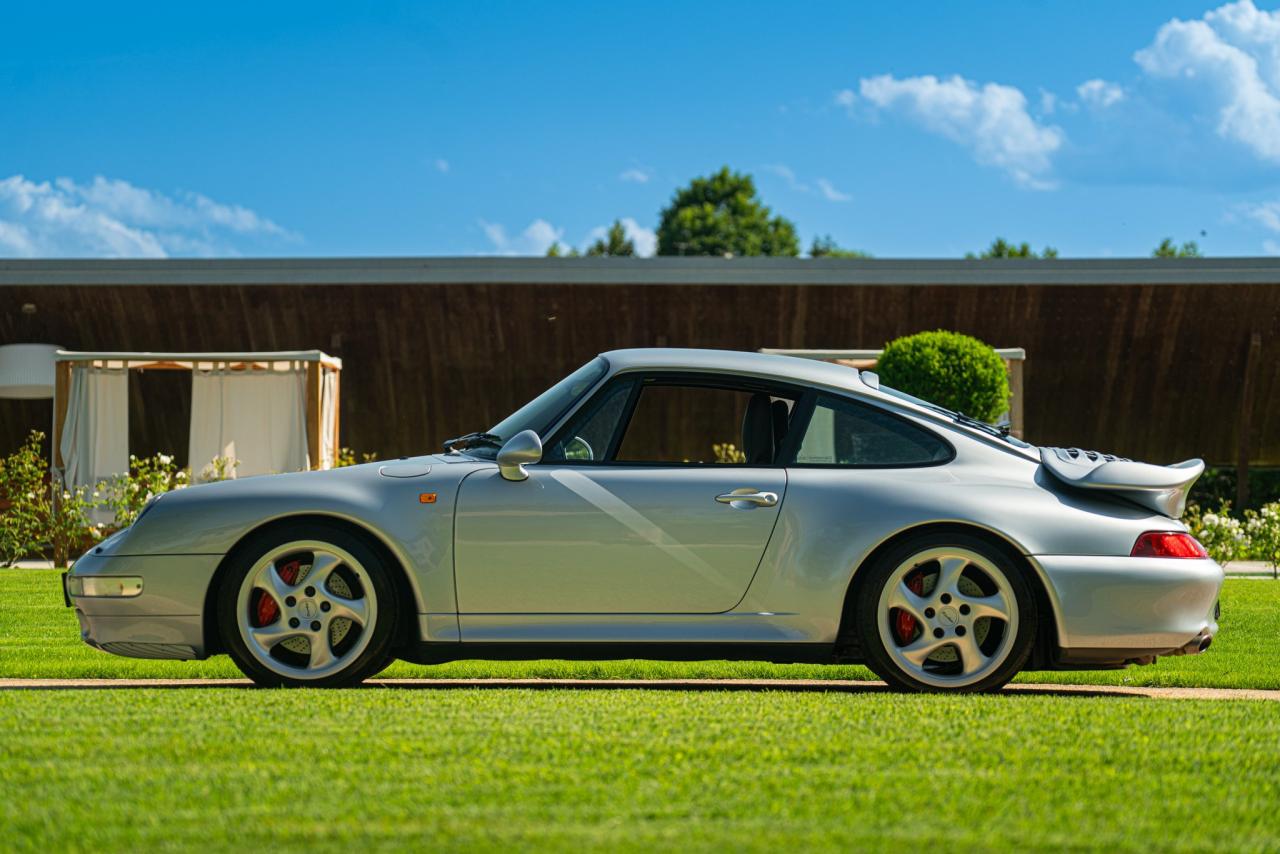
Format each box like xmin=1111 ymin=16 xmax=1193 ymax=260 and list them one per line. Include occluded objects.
xmin=401 ymin=641 xmax=838 ymax=666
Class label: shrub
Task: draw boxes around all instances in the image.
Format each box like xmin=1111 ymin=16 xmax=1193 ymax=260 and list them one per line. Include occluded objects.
xmin=876 ymin=330 xmax=1011 ymax=423
xmin=1244 ymin=503 xmax=1280 ymax=579
xmin=103 ymin=453 xmax=186 ymax=528
xmin=1184 ymin=501 xmax=1250 ymax=566
xmin=0 ymin=430 xmax=103 ymax=567
xmin=335 ymin=447 xmax=378 ymax=468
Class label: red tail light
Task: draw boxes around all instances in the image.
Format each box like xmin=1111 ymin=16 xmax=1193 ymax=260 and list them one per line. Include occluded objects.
xmin=1131 ymin=532 xmax=1207 ymax=559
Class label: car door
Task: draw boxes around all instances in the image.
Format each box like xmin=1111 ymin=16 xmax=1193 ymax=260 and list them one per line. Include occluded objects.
xmin=453 ymin=375 xmax=800 ymax=614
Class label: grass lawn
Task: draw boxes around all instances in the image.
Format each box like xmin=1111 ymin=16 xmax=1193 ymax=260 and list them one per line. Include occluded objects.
xmin=1 ymin=569 xmax=1276 ymax=688
xmin=2 ymin=688 xmax=1279 ymax=851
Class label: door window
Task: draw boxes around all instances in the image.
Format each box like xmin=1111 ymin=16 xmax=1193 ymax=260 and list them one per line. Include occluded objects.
xmin=613 ymin=382 xmax=796 ymax=465
xmin=794 ymin=395 xmax=952 ymax=466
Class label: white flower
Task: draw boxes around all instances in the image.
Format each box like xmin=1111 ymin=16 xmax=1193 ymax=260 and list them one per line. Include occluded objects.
xmin=158 ymin=454 xmax=172 ymax=465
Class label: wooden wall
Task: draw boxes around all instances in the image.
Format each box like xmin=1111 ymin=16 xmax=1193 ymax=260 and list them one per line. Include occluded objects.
xmin=1 ymin=281 xmax=1275 ymax=466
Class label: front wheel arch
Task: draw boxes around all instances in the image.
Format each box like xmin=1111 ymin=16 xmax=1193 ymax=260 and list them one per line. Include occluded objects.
xmin=201 ymin=513 xmax=419 ymax=657
xmin=835 ymin=522 xmax=1059 ymax=668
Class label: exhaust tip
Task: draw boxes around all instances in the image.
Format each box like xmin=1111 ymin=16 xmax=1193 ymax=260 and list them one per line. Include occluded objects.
xmin=1198 ymin=637 xmax=1212 ymax=653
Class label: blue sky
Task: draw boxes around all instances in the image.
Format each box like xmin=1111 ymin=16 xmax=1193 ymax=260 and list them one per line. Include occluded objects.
xmin=3 ymin=0 xmax=1280 ymax=258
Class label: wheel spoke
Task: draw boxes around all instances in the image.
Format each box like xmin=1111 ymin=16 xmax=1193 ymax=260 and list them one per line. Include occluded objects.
xmin=936 ymin=556 xmax=969 ymax=595
xmin=967 ymin=591 xmax=1012 ymax=623
xmin=258 ymin=562 xmax=299 ymax=601
xmin=249 ymin=623 xmax=306 ymax=651
xmin=955 ymin=632 xmax=989 ymax=676
xmin=309 ymin=632 xmax=336 ymax=670
xmin=899 ymin=634 xmax=949 ymax=666
xmin=308 ymin=552 xmax=342 ymax=588
xmin=327 ymin=593 xmax=368 ymax=627
xmin=885 ymin=581 xmax=928 ymax=622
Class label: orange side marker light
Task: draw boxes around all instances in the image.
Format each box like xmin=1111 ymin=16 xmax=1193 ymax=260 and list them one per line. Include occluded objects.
xmin=418 ymin=492 xmax=438 ymax=504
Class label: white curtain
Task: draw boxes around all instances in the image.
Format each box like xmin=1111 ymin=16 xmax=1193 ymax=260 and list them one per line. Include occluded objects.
xmin=189 ymin=368 xmax=309 ymax=480
xmin=59 ymin=367 xmax=129 ymax=491
xmin=320 ymin=368 xmax=338 ymax=469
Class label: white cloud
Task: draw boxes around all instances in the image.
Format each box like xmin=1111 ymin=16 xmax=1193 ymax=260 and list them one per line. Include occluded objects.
xmin=434 ymin=159 xmax=450 ymax=173
xmin=834 ymin=88 xmax=857 ymax=108
xmin=587 ymin=217 xmax=657 ymax=257
xmin=1242 ymin=200 xmax=1280 ymax=231
xmin=1135 ymin=0 xmax=1280 ymax=162
xmin=1038 ymin=88 xmax=1058 ymax=115
xmin=619 ymin=168 xmax=651 ymax=184
xmin=0 ymin=174 xmax=292 ymax=258
xmin=479 ymin=218 xmax=564 ymax=255
xmin=815 ymin=178 xmax=851 ymax=202
xmin=763 ymin=163 xmax=810 ymax=193
xmin=857 ymin=74 xmax=1064 ymax=188
xmin=1076 ymin=78 xmax=1126 ymax=108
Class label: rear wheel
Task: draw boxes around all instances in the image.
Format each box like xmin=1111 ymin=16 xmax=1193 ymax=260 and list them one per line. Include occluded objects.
xmin=854 ymin=533 xmax=1036 ymax=692
xmin=218 ymin=523 xmax=399 ymax=687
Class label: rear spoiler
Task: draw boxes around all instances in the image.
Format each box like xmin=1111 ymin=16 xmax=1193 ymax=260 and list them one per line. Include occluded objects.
xmin=1040 ymin=447 xmax=1204 ymax=518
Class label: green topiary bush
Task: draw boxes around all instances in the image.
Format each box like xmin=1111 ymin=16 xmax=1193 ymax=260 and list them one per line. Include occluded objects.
xmin=876 ymin=330 xmax=1010 ymax=423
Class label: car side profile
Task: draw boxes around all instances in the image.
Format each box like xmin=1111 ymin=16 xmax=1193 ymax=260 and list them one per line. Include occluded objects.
xmin=64 ymin=348 xmax=1223 ymax=692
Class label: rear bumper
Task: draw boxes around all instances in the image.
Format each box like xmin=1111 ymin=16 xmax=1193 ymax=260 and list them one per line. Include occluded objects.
xmin=1033 ymin=554 xmax=1223 ymax=661
xmin=65 ymin=550 xmax=222 ymax=660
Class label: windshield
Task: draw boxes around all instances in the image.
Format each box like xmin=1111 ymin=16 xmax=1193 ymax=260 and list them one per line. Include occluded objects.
xmin=487 ymin=357 xmax=609 ymax=445
xmin=870 ymin=373 xmax=1032 ymax=449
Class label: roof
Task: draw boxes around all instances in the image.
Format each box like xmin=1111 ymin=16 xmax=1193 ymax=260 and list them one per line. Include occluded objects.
xmin=55 ymin=349 xmax=343 ymax=370
xmin=2 ymin=256 xmax=1279 ymax=287
xmin=601 ymin=347 xmax=871 ymax=394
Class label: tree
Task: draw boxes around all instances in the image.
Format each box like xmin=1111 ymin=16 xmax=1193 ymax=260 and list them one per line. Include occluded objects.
xmin=809 ymin=235 xmax=871 ymax=258
xmin=656 ymin=167 xmax=799 ymax=257
xmin=585 ymin=220 xmax=636 ymax=257
xmin=1153 ymin=238 xmax=1202 ymax=258
xmin=545 ymin=242 xmax=580 ymax=257
xmin=967 ymin=238 xmax=1058 ymax=259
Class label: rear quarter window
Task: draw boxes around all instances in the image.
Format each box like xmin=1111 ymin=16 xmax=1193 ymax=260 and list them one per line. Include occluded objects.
xmin=793 ymin=395 xmax=952 ymax=467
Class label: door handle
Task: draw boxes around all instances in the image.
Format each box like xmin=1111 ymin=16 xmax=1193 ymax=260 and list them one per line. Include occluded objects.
xmin=715 ymin=490 xmax=779 ymax=507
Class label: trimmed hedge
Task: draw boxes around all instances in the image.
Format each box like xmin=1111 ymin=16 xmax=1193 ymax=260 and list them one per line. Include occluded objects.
xmin=876 ymin=330 xmax=1010 ymax=423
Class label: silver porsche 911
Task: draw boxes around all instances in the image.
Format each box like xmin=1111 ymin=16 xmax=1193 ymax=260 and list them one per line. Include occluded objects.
xmin=64 ymin=348 xmax=1222 ymax=692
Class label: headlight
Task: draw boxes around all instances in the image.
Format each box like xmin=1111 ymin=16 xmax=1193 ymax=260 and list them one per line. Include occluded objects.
xmin=66 ymin=576 xmax=144 ymax=598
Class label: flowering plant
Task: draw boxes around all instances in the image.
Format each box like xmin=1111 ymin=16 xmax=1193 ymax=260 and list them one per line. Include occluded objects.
xmin=1184 ymin=501 xmax=1251 ymax=566
xmin=1244 ymin=502 xmax=1280 ymax=579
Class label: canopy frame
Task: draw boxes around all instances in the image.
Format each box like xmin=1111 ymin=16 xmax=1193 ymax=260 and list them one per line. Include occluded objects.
xmin=51 ymin=350 xmax=342 ymax=476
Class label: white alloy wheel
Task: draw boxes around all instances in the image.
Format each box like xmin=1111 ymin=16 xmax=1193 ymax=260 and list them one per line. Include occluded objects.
xmin=875 ymin=546 xmax=1020 ymax=689
xmin=235 ymin=540 xmax=379 ymax=681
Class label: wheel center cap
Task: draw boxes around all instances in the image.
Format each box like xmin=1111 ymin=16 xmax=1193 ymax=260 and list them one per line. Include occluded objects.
xmin=938 ymin=606 xmax=960 ymax=626
xmin=299 ymin=600 xmax=318 ymax=619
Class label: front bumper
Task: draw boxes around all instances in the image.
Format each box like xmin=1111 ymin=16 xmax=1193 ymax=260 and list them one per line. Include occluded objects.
xmin=1033 ymin=554 xmax=1223 ymax=664
xmin=64 ymin=550 xmax=222 ymax=660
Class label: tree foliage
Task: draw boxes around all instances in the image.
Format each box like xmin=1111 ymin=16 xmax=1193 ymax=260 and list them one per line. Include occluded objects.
xmin=656 ymin=167 xmax=799 ymax=257
xmin=967 ymin=238 xmax=1058 ymax=259
xmin=876 ymin=330 xmax=1011 ymax=423
xmin=586 ymin=220 xmax=636 ymax=257
xmin=1153 ymin=238 xmax=1202 ymax=258
xmin=809 ymin=235 xmax=871 ymax=258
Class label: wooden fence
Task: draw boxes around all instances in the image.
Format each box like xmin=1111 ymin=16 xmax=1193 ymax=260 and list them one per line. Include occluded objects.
xmin=1 ymin=278 xmax=1276 ymax=467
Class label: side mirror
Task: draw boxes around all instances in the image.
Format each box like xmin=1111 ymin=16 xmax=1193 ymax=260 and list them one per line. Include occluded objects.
xmin=496 ymin=430 xmax=542 ymax=481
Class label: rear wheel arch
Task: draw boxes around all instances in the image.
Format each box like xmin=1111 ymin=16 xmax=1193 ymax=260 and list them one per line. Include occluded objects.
xmin=201 ymin=513 xmax=420 ymax=657
xmin=835 ymin=521 xmax=1059 ymax=667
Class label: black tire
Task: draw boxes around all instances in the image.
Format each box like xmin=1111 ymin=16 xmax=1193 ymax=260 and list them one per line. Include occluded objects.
xmin=853 ymin=532 xmax=1037 ymax=693
xmin=217 ymin=521 xmax=401 ymax=688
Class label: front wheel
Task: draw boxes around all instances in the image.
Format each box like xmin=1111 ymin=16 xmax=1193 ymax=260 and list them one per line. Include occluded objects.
xmin=217 ymin=523 xmax=400 ymax=687
xmin=853 ymin=533 xmax=1037 ymax=692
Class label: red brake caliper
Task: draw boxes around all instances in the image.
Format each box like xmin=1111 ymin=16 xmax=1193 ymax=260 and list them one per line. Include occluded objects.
xmin=894 ymin=571 xmax=925 ymax=644
xmin=253 ymin=558 xmax=302 ymax=627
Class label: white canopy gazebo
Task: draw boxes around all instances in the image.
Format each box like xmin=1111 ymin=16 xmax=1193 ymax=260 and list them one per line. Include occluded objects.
xmin=51 ymin=350 xmax=342 ymax=492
